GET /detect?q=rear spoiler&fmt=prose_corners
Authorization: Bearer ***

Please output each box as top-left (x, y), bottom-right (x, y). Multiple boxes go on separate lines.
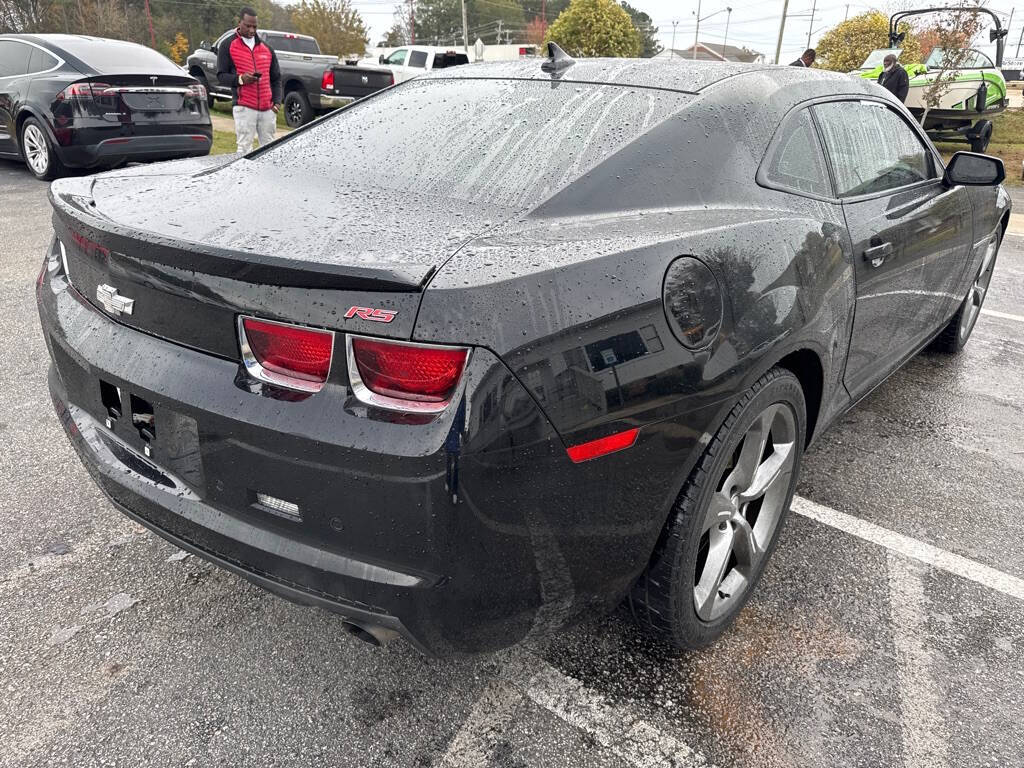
top-left (48, 181), bottom-right (433, 292)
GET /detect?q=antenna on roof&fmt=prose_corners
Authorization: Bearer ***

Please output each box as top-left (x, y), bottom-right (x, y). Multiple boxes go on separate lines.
top-left (541, 42), bottom-right (575, 72)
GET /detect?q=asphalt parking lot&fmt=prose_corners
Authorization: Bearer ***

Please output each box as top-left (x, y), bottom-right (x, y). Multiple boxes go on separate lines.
top-left (2, 159), bottom-right (1023, 768)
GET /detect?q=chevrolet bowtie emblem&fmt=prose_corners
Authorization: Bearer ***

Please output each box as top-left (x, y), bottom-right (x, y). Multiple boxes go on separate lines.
top-left (96, 284), bottom-right (135, 316)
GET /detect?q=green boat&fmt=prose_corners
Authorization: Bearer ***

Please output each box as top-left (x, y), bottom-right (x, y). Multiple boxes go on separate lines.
top-left (853, 7), bottom-right (1008, 152)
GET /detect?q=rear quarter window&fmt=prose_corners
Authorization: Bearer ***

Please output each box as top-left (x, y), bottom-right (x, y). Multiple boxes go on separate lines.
top-left (28, 46), bottom-right (59, 74)
top-left (408, 50), bottom-right (428, 68)
top-left (762, 108), bottom-right (832, 198)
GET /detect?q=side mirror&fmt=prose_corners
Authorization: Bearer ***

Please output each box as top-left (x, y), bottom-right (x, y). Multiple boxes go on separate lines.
top-left (944, 152), bottom-right (1005, 186)
top-left (208, 42), bottom-right (217, 53)
top-left (379, 54), bottom-right (385, 64)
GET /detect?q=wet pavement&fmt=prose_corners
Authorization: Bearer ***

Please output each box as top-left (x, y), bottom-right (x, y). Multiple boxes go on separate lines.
top-left (2, 161), bottom-right (1022, 767)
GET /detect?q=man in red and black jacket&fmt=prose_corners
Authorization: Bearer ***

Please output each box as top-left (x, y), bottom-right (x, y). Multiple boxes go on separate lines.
top-left (217, 6), bottom-right (282, 153)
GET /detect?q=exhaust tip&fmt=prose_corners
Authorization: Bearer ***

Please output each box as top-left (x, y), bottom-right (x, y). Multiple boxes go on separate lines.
top-left (343, 621), bottom-right (399, 647)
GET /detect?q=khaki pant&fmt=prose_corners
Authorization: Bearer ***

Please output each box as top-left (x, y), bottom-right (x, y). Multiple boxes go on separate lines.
top-left (232, 105), bottom-right (276, 154)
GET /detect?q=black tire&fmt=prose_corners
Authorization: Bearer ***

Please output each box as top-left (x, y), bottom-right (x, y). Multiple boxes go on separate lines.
top-left (970, 120), bottom-right (992, 153)
top-left (628, 367), bottom-right (806, 649)
top-left (20, 117), bottom-right (64, 181)
top-left (283, 90), bottom-right (312, 128)
top-left (930, 232), bottom-right (1000, 353)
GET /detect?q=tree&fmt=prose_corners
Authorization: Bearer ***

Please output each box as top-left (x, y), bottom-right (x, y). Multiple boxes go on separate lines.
top-left (525, 16), bottom-right (547, 48)
top-left (620, 1), bottom-right (659, 58)
top-left (167, 32), bottom-right (190, 64)
top-left (545, 0), bottom-right (641, 58)
top-left (291, 0), bottom-right (367, 57)
top-left (816, 10), bottom-right (921, 72)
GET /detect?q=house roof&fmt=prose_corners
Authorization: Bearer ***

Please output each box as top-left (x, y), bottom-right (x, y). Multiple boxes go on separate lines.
top-left (659, 42), bottom-right (763, 63)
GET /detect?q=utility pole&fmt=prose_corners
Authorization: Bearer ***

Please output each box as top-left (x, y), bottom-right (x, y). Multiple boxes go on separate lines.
top-left (496, 19), bottom-right (502, 45)
top-left (722, 7), bottom-right (732, 55)
top-left (143, 0), bottom-right (156, 48)
top-left (693, 0), bottom-right (702, 59)
top-left (806, 0), bottom-right (817, 50)
top-left (844, 4), bottom-right (849, 21)
top-left (461, 0), bottom-right (468, 52)
top-left (774, 0), bottom-right (790, 64)
top-left (670, 20), bottom-right (678, 58)
top-left (409, 0), bottom-right (415, 44)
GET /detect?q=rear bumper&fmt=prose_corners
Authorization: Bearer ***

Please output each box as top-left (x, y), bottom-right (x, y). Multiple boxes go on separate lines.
top-left (315, 93), bottom-right (352, 109)
top-left (37, 264), bottom-right (683, 655)
top-left (56, 131), bottom-right (213, 168)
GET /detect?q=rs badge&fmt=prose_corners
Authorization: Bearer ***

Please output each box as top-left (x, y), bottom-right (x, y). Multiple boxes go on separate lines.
top-left (345, 306), bottom-right (396, 323)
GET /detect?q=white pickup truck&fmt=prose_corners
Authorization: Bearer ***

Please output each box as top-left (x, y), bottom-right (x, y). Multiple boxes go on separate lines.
top-left (321, 46), bottom-right (470, 102)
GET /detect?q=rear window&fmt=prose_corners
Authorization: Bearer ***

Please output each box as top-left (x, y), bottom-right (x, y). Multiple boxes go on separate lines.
top-left (432, 52), bottom-right (469, 69)
top-left (259, 78), bottom-right (689, 210)
top-left (58, 38), bottom-right (181, 75)
top-left (265, 34), bottom-right (321, 55)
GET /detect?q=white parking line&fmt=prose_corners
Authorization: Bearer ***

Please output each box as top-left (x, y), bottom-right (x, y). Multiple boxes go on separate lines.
top-left (981, 307), bottom-right (1024, 324)
top-left (516, 657), bottom-right (711, 768)
top-left (791, 495), bottom-right (1024, 602)
top-left (887, 554), bottom-right (950, 768)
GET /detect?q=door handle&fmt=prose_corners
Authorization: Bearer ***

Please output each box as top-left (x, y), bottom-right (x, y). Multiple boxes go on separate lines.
top-left (863, 242), bottom-right (893, 268)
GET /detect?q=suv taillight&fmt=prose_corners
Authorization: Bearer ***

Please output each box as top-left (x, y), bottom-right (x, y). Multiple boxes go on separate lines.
top-left (347, 336), bottom-right (469, 413)
top-left (239, 316), bottom-right (334, 393)
top-left (321, 69), bottom-right (334, 90)
top-left (57, 82), bottom-right (112, 101)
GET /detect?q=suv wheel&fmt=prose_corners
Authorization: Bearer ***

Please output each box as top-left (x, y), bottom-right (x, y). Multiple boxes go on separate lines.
top-left (283, 90), bottom-right (312, 128)
top-left (629, 367), bottom-right (806, 649)
top-left (931, 233), bottom-right (999, 353)
top-left (21, 118), bottom-right (64, 181)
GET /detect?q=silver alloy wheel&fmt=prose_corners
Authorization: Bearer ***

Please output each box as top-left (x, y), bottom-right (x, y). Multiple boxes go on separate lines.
top-left (287, 99), bottom-right (302, 125)
top-left (694, 402), bottom-right (797, 622)
top-left (959, 238), bottom-right (998, 342)
top-left (22, 124), bottom-right (50, 176)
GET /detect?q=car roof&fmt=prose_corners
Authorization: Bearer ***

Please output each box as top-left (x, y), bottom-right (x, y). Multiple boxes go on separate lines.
top-left (259, 30), bottom-right (316, 40)
top-left (424, 57), bottom-right (853, 94)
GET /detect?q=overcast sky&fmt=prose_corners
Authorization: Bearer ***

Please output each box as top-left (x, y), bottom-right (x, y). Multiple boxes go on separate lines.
top-left (348, 0), bottom-right (1019, 64)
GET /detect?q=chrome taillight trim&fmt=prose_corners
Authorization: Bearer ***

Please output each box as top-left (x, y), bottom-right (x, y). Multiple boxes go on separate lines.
top-left (237, 315), bottom-right (335, 394)
top-left (345, 334), bottom-right (471, 414)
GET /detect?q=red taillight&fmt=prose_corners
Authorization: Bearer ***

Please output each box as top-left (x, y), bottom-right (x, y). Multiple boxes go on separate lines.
top-left (58, 82), bottom-right (111, 101)
top-left (348, 336), bottom-right (468, 411)
top-left (321, 70), bottom-right (334, 90)
top-left (187, 83), bottom-right (207, 101)
top-left (566, 428), bottom-right (640, 463)
top-left (389, 73), bottom-right (395, 85)
top-left (240, 317), bottom-right (334, 392)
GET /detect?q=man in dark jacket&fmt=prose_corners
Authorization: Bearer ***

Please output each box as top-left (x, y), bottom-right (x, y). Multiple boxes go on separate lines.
top-left (217, 6), bottom-right (282, 153)
top-left (878, 53), bottom-right (910, 103)
top-left (790, 49), bottom-right (815, 67)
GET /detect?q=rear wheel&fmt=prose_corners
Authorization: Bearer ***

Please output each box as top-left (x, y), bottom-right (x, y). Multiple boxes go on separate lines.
top-left (931, 234), bottom-right (999, 353)
top-left (969, 120), bottom-right (993, 153)
top-left (20, 118), bottom-right (63, 181)
top-left (629, 367), bottom-right (806, 649)
top-left (283, 90), bottom-right (312, 128)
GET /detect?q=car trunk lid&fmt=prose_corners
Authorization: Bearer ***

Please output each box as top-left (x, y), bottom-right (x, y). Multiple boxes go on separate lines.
top-left (62, 75), bottom-right (207, 127)
top-left (48, 160), bottom-right (514, 355)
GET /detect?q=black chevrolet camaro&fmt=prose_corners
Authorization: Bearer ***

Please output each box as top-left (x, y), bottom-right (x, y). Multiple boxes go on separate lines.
top-left (36, 50), bottom-right (1008, 655)
top-left (0, 34), bottom-right (212, 180)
